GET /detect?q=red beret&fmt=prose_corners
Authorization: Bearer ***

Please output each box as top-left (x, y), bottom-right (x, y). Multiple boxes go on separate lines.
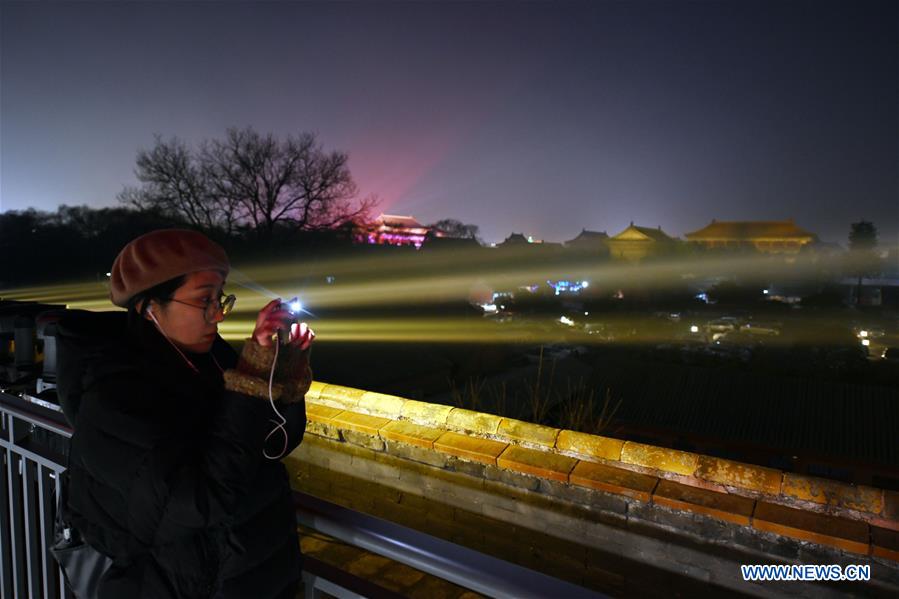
top-left (109, 229), bottom-right (230, 307)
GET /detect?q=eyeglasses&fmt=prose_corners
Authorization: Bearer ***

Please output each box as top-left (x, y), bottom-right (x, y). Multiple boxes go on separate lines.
top-left (169, 294), bottom-right (236, 323)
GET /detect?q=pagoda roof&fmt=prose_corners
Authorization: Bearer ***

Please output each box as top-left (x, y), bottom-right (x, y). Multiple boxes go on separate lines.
top-left (499, 232), bottom-right (529, 244)
top-left (565, 229), bottom-right (609, 244)
top-left (685, 220), bottom-right (816, 240)
top-left (609, 223), bottom-right (676, 243)
top-left (376, 213), bottom-right (425, 228)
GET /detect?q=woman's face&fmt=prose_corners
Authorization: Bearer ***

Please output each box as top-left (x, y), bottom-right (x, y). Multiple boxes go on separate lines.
top-left (146, 270), bottom-right (227, 353)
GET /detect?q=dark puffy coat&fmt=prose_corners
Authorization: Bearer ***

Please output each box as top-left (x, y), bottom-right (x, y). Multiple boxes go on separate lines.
top-left (56, 311), bottom-right (305, 599)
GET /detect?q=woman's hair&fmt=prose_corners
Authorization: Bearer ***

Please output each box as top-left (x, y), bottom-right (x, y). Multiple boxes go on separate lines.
top-left (126, 275), bottom-right (187, 321)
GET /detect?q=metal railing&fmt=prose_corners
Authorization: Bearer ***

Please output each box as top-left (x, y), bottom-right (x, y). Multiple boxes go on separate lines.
top-left (0, 392), bottom-right (72, 599)
top-left (296, 492), bottom-right (602, 599)
top-left (0, 392), bottom-right (600, 599)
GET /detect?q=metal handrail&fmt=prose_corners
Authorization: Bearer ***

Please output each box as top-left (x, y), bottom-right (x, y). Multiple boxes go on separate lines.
top-left (0, 392), bottom-right (602, 598)
top-left (296, 492), bottom-right (603, 599)
top-left (0, 392), bottom-right (71, 599)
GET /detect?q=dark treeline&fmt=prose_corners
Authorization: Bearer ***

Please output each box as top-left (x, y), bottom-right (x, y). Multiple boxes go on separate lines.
top-left (0, 204), bottom-right (360, 287)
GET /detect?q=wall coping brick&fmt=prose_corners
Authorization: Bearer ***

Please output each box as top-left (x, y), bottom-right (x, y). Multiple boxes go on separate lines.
top-left (401, 399), bottom-right (454, 428)
top-left (446, 408), bottom-right (503, 436)
top-left (620, 441), bottom-right (699, 477)
top-left (331, 411), bottom-right (392, 436)
top-left (781, 472), bottom-right (884, 514)
top-left (379, 420), bottom-right (444, 450)
top-left (496, 417), bottom-right (560, 449)
top-left (569, 461), bottom-right (658, 503)
top-left (434, 431), bottom-right (508, 465)
top-left (310, 382), bottom-right (898, 540)
top-left (556, 430), bottom-right (624, 462)
top-left (653, 480), bottom-right (754, 527)
top-left (753, 502), bottom-right (870, 556)
top-left (358, 391), bottom-right (406, 419)
top-left (695, 456), bottom-right (782, 496)
top-left (497, 445), bottom-right (577, 483)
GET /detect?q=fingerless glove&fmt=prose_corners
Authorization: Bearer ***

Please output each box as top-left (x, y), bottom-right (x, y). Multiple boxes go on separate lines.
top-left (223, 339), bottom-right (312, 404)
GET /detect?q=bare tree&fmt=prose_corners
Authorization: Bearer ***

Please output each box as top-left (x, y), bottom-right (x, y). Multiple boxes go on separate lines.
top-left (428, 218), bottom-right (482, 241)
top-left (118, 136), bottom-right (233, 234)
top-left (121, 128), bottom-right (376, 239)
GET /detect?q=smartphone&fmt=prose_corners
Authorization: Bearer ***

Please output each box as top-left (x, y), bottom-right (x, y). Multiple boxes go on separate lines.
top-left (277, 296), bottom-right (301, 345)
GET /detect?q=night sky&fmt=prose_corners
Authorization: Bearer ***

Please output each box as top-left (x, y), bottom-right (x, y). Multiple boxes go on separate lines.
top-left (2, 0), bottom-right (897, 245)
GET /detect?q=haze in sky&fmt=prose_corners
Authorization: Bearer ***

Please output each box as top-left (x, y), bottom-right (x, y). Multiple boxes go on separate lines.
top-left (1, 0), bottom-right (896, 245)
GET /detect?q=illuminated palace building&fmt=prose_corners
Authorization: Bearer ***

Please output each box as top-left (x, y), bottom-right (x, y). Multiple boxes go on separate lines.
top-left (684, 219), bottom-right (817, 253)
top-left (361, 213), bottom-right (431, 249)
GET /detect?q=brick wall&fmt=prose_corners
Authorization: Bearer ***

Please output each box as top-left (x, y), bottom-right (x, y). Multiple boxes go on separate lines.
top-left (285, 381), bottom-right (899, 596)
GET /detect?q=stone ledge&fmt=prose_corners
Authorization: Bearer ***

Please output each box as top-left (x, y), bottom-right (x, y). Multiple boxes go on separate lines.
top-left (309, 384), bottom-right (898, 530)
top-left (289, 435), bottom-right (899, 595)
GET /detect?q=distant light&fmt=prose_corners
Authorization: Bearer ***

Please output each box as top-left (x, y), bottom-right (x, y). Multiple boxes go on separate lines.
top-left (690, 325), bottom-right (699, 333)
top-left (584, 311), bottom-right (589, 316)
top-left (105, 272), bottom-right (111, 277)
top-left (481, 303), bottom-right (498, 313)
top-left (290, 300), bottom-right (302, 314)
top-left (325, 275), bottom-right (335, 284)
top-left (861, 339), bottom-right (870, 346)
top-left (581, 281), bottom-right (589, 288)
top-left (859, 330), bottom-right (868, 338)
top-left (527, 236), bottom-right (534, 243)
top-left (763, 289), bottom-right (769, 295)
top-left (559, 316), bottom-right (575, 326)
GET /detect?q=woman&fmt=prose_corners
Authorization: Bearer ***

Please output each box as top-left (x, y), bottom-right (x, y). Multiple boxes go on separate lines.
top-left (57, 229), bottom-right (313, 598)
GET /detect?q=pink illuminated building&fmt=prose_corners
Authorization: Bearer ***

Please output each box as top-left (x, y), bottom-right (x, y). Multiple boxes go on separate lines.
top-left (360, 214), bottom-right (432, 248)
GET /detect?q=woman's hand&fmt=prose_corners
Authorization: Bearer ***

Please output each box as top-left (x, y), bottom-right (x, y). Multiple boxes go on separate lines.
top-left (289, 322), bottom-right (315, 351)
top-left (252, 299), bottom-right (316, 349)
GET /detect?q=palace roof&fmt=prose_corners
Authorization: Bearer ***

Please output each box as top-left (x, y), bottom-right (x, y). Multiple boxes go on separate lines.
top-left (685, 220), bottom-right (816, 240)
